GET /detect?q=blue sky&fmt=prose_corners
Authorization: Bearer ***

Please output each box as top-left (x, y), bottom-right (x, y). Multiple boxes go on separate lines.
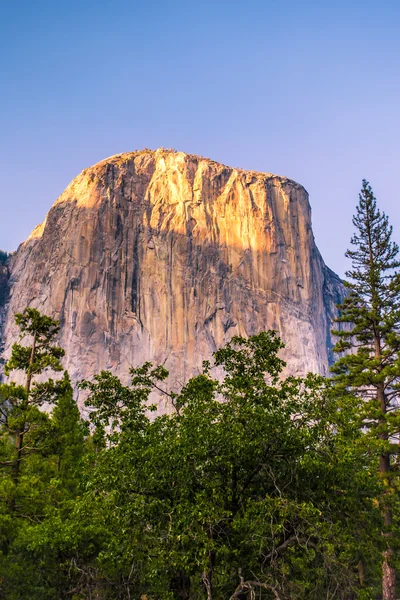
top-left (1, 0), bottom-right (399, 276)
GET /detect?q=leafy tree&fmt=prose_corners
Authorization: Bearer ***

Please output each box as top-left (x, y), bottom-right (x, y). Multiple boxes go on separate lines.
top-left (75, 331), bottom-right (380, 599)
top-left (0, 308), bottom-right (385, 599)
top-left (332, 180), bottom-right (400, 600)
top-left (0, 250), bottom-right (8, 265)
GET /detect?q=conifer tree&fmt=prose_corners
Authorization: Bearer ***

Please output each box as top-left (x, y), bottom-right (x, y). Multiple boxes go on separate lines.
top-left (0, 308), bottom-right (65, 509)
top-left (0, 313), bottom-right (89, 598)
top-left (332, 180), bottom-right (400, 600)
top-left (51, 372), bottom-right (86, 494)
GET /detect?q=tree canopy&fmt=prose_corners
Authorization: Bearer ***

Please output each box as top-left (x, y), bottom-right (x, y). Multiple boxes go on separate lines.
top-left (0, 325), bottom-right (383, 599)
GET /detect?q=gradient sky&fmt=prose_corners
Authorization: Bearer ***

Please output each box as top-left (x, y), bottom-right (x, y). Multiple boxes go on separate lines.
top-left (1, 0), bottom-right (399, 277)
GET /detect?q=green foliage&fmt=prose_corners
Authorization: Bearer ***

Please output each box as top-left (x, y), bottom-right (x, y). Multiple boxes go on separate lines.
top-left (331, 180), bottom-right (400, 598)
top-left (0, 310), bottom-right (87, 599)
top-left (51, 373), bottom-right (87, 494)
top-left (0, 250), bottom-right (8, 265)
top-left (0, 311), bottom-right (388, 598)
top-left (4, 308), bottom-right (65, 383)
top-left (0, 309), bottom-right (66, 508)
top-left (331, 180), bottom-right (400, 469)
top-left (65, 331), bottom-right (381, 599)
top-left (332, 180), bottom-right (400, 398)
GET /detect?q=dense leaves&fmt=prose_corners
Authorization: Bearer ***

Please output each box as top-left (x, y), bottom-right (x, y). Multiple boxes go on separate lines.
top-left (0, 312), bottom-right (392, 599)
top-left (61, 331), bottom-right (380, 599)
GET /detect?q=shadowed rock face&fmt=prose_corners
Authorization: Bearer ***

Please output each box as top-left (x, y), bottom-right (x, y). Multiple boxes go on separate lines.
top-left (0, 261), bottom-right (9, 367)
top-left (1, 149), bottom-right (343, 406)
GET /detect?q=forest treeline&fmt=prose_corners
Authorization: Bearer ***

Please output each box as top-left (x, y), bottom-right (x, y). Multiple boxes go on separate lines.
top-left (0, 181), bottom-right (399, 600)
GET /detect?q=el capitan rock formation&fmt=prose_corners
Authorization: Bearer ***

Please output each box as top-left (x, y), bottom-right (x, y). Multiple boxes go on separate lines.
top-left (0, 149), bottom-right (343, 405)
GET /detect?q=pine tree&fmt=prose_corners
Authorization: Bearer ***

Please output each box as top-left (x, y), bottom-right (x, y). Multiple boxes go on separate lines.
top-left (0, 308), bottom-right (65, 510)
top-left (51, 372), bottom-right (86, 495)
top-left (0, 313), bottom-right (89, 598)
top-left (332, 180), bottom-right (400, 600)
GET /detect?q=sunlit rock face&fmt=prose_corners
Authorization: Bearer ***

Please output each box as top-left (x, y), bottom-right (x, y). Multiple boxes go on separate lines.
top-left (1, 149), bottom-right (343, 406)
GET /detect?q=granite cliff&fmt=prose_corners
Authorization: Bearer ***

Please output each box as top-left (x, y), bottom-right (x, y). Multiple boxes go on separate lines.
top-left (0, 259), bottom-right (9, 366)
top-left (0, 149), bottom-right (343, 406)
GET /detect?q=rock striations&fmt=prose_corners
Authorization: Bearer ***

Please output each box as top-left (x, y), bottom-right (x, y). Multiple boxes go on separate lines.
top-left (0, 260), bottom-right (9, 366)
top-left (1, 149), bottom-right (343, 406)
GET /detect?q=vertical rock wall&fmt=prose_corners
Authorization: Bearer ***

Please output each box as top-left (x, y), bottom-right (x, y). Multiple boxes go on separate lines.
top-left (1, 149), bottom-right (344, 405)
top-left (0, 259), bottom-right (10, 373)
